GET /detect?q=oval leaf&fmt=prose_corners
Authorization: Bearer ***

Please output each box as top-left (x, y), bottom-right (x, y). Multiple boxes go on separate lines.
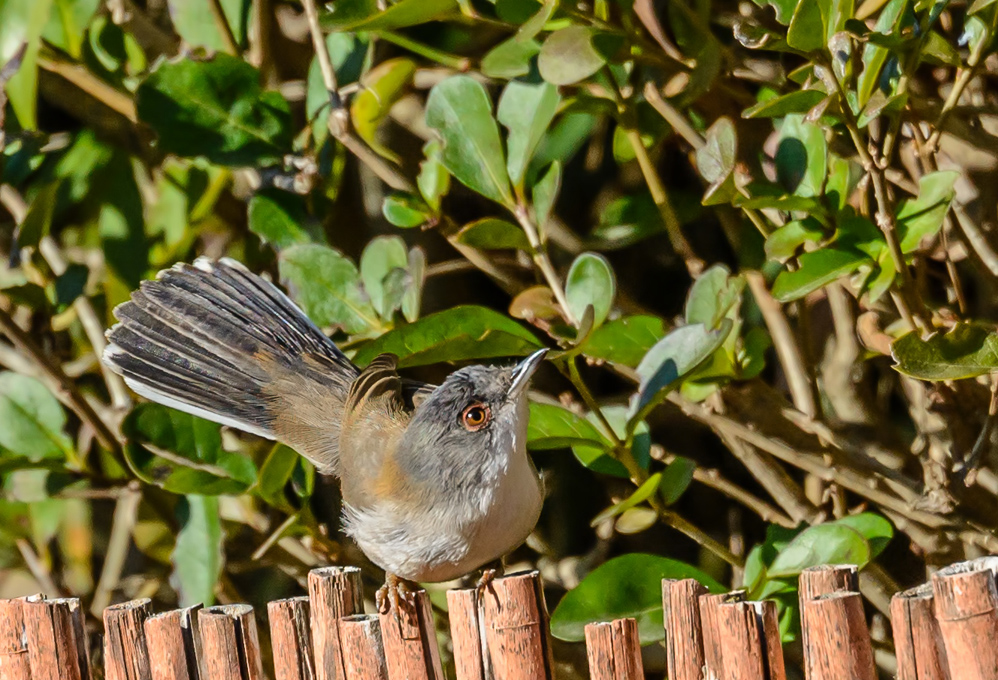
top-left (539, 25), bottom-right (606, 85)
top-left (456, 218), bottom-right (529, 250)
top-left (892, 323), bottom-right (998, 380)
top-left (566, 253), bottom-right (616, 329)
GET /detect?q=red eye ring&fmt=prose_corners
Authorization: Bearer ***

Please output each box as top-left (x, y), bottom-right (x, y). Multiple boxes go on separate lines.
top-left (461, 403), bottom-right (491, 431)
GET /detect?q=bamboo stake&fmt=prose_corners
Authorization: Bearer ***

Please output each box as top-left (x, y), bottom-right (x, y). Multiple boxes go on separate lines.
top-left (104, 599), bottom-right (152, 680)
top-left (198, 604), bottom-right (264, 680)
top-left (144, 605), bottom-right (202, 680)
top-left (699, 590), bottom-right (745, 679)
top-left (22, 596), bottom-right (92, 680)
top-left (309, 566), bottom-right (364, 680)
top-left (378, 588), bottom-right (443, 680)
top-left (339, 614), bottom-right (388, 680)
top-left (481, 572), bottom-right (554, 680)
top-left (662, 579), bottom-right (706, 680)
top-left (800, 592), bottom-right (876, 680)
top-left (0, 598), bottom-right (32, 680)
top-left (890, 587), bottom-right (947, 680)
top-left (268, 596), bottom-right (316, 680)
top-left (932, 567), bottom-right (998, 680)
top-left (584, 618), bottom-right (643, 680)
top-left (716, 600), bottom-right (786, 680)
top-left (446, 588), bottom-right (487, 680)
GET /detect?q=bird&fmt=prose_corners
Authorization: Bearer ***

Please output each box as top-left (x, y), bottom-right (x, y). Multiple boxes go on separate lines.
top-left (102, 257), bottom-right (547, 611)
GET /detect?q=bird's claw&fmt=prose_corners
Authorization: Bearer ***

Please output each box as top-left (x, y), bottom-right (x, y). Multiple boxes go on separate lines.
top-left (475, 567), bottom-right (499, 601)
top-left (377, 573), bottom-right (417, 616)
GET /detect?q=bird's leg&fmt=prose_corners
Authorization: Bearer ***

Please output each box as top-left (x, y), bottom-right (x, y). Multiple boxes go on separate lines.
top-left (475, 558), bottom-right (505, 600)
top-left (377, 572), bottom-right (418, 615)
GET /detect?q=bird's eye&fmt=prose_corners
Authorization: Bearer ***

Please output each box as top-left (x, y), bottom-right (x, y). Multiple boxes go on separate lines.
top-left (461, 403), bottom-right (491, 431)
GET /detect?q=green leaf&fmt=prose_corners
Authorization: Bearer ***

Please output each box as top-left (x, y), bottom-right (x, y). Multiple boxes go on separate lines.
top-left (858, 0), bottom-right (908, 107)
top-left (257, 444), bottom-right (302, 512)
top-left (550, 554), bottom-right (726, 644)
top-left (835, 513), bottom-right (893, 558)
top-left (634, 322), bottom-right (733, 414)
top-left (322, 0), bottom-right (459, 31)
top-left (786, 0), bottom-right (826, 52)
top-left (771, 248), bottom-right (871, 301)
top-left (279, 244), bottom-right (380, 335)
top-left (136, 54), bottom-right (292, 166)
top-left (565, 253), bottom-right (616, 329)
top-left (532, 161), bottom-right (561, 233)
top-left (307, 33), bottom-right (368, 146)
top-left (383, 192), bottom-right (431, 228)
top-left (538, 26), bottom-right (606, 85)
top-left (481, 37), bottom-right (541, 79)
top-left (360, 236), bottom-right (409, 320)
top-left (897, 171), bottom-right (959, 253)
top-left (456, 218), bottom-right (530, 250)
top-left (776, 116), bottom-right (827, 198)
top-left (527, 401), bottom-right (610, 450)
top-left (43, 0), bottom-right (99, 57)
top-left (498, 81), bottom-right (561, 187)
top-left (660, 456), bottom-right (696, 505)
top-left (172, 495), bottom-right (223, 607)
top-left (14, 182), bottom-right (60, 251)
top-left (892, 323), bottom-right (998, 380)
top-left (248, 190), bottom-right (325, 249)
top-left (591, 473), bottom-right (663, 525)
top-left (743, 90), bottom-right (827, 118)
top-left (697, 118), bottom-right (737, 205)
top-left (352, 305), bottom-right (543, 368)
top-left (425, 75), bottom-right (513, 207)
top-left (685, 265), bottom-right (745, 329)
top-left (0, 0), bottom-right (53, 129)
top-left (166, 0), bottom-right (248, 52)
top-left (350, 58), bottom-right (417, 162)
top-left (122, 404), bottom-right (258, 495)
top-left (0, 372), bottom-right (73, 461)
top-left (767, 524), bottom-right (870, 578)
top-left (402, 248), bottom-right (425, 323)
top-left (582, 316), bottom-right (668, 367)
top-left (417, 139), bottom-right (450, 213)
top-left (765, 218), bottom-right (825, 263)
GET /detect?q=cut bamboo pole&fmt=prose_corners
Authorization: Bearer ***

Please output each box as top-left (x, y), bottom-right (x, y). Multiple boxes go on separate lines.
top-left (308, 566), bottom-right (364, 680)
top-left (22, 596), bottom-right (91, 680)
top-left (144, 605), bottom-right (202, 680)
top-left (932, 566), bottom-right (998, 680)
top-left (481, 571), bottom-right (554, 680)
top-left (890, 586), bottom-right (947, 680)
top-left (699, 590), bottom-right (744, 679)
top-left (798, 563), bottom-right (859, 673)
top-left (662, 579), bottom-right (706, 680)
top-left (104, 598), bottom-right (152, 680)
top-left (584, 618), bottom-right (643, 680)
top-left (800, 591), bottom-right (876, 680)
top-left (446, 588), bottom-right (487, 680)
top-left (0, 598), bottom-right (32, 680)
top-left (378, 588), bottom-right (443, 680)
top-left (339, 614), bottom-right (388, 680)
top-left (715, 600), bottom-right (786, 680)
top-left (268, 596), bottom-right (315, 680)
top-left (198, 604), bottom-right (264, 680)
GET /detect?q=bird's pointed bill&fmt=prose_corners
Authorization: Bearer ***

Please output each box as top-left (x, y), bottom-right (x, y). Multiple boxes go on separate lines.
top-left (508, 348), bottom-right (548, 398)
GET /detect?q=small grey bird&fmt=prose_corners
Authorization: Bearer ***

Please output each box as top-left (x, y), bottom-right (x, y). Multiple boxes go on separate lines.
top-left (103, 257), bottom-right (546, 607)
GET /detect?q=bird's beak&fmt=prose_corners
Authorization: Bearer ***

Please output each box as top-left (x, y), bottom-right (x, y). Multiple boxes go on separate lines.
top-left (508, 348), bottom-right (548, 399)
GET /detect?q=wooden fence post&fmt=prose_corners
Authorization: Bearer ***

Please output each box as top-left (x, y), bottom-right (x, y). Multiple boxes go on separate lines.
top-left (268, 596), bottom-right (315, 680)
top-left (584, 618), bottom-right (643, 680)
top-left (800, 591), bottom-right (876, 680)
top-left (715, 600), bottom-right (786, 680)
top-left (932, 565), bottom-right (998, 680)
top-left (481, 571), bottom-right (555, 680)
top-left (662, 579), bottom-right (706, 680)
top-left (446, 588), bottom-right (488, 680)
top-left (339, 614), bottom-right (388, 680)
top-left (308, 566), bottom-right (364, 680)
top-left (890, 586), bottom-right (947, 680)
top-left (0, 598), bottom-right (32, 680)
top-left (699, 590), bottom-right (744, 679)
top-left (198, 604), bottom-right (264, 680)
top-left (144, 605), bottom-right (202, 680)
top-left (22, 596), bottom-right (92, 680)
top-left (104, 598), bottom-right (152, 680)
top-left (379, 588), bottom-right (443, 680)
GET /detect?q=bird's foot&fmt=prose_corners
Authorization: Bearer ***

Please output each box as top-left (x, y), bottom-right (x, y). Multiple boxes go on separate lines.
top-left (475, 560), bottom-right (504, 601)
top-left (377, 573), bottom-right (418, 616)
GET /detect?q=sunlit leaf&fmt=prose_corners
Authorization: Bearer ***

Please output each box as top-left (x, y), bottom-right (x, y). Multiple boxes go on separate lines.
top-left (892, 323), bottom-right (998, 380)
top-left (527, 401), bottom-right (610, 450)
top-left (248, 190), bottom-right (325, 249)
top-left (172, 495), bottom-right (223, 607)
top-left (772, 248), bottom-right (870, 301)
top-left (565, 253), bottom-right (616, 329)
top-left (0, 372), bottom-right (73, 461)
top-left (322, 0), bottom-right (459, 31)
top-left (498, 80), bottom-right (561, 187)
top-left (582, 316), bottom-right (668, 367)
top-left (539, 26), bottom-right (607, 85)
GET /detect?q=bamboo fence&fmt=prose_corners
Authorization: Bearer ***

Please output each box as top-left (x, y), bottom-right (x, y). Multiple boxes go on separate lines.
top-left (1, 559), bottom-right (996, 679)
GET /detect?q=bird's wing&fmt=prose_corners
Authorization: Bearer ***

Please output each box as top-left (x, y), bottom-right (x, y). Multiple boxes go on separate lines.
top-left (338, 353), bottom-right (419, 509)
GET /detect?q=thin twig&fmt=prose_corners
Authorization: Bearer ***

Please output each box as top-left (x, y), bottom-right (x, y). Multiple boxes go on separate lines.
top-left (0, 305), bottom-right (122, 459)
top-left (513, 205), bottom-right (576, 325)
top-left (745, 271), bottom-right (817, 418)
top-left (37, 52), bottom-right (137, 122)
top-left (660, 509), bottom-right (743, 568)
top-left (16, 539), bottom-right (64, 597)
top-left (207, 0), bottom-right (241, 56)
top-left (90, 482), bottom-right (142, 615)
top-left (642, 82), bottom-right (705, 150)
